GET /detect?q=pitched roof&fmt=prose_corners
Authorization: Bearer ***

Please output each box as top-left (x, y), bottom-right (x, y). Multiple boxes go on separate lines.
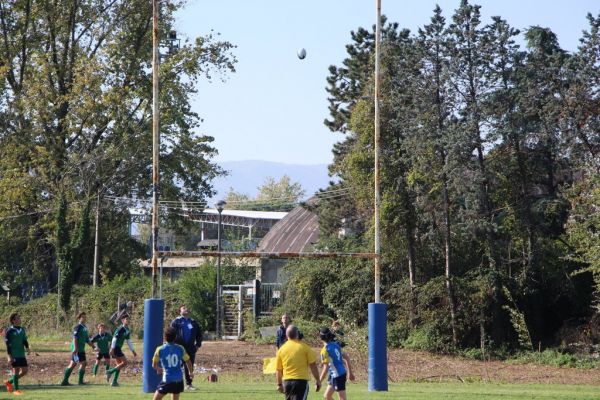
top-left (256, 203), bottom-right (319, 253)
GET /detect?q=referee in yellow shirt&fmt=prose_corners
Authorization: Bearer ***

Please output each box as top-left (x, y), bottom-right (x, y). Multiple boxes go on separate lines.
top-left (275, 325), bottom-right (321, 400)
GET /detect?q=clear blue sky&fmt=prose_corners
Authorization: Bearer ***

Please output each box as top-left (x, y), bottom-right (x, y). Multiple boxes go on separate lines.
top-left (175, 0), bottom-right (599, 165)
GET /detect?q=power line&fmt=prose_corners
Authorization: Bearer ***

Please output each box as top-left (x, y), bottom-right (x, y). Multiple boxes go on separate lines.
top-left (0, 186), bottom-right (356, 224)
top-left (222, 187), bottom-right (354, 205)
top-left (102, 185), bottom-right (354, 209)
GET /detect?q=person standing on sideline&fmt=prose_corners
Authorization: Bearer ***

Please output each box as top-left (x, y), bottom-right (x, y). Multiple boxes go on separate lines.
top-left (152, 327), bottom-right (193, 400)
top-left (275, 325), bottom-right (320, 400)
top-left (106, 313), bottom-right (137, 387)
top-left (275, 314), bottom-right (292, 349)
top-left (318, 328), bottom-right (355, 400)
top-left (61, 312), bottom-right (93, 386)
top-left (170, 305), bottom-right (202, 391)
top-left (4, 313), bottom-right (30, 395)
top-left (90, 323), bottom-right (112, 377)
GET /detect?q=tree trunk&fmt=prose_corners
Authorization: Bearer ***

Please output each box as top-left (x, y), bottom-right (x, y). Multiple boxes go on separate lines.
top-left (480, 307), bottom-right (486, 356)
top-left (442, 173), bottom-right (458, 347)
top-left (406, 225), bottom-right (417, 328)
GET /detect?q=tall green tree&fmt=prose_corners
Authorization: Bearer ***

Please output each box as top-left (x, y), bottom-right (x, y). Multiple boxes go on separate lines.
top-left (481, 15), bottom-right (528, 349)
top-left (224, 175), bottom-right (305, 211)
top-left (564, 13), bottom-right (600, 305)
top-left (308, 4), bottom-right (599, 352)
top-left (0, 0), bottom-right (236, 295)
top-left (324, 17), bottom-right (426, 329)
top-left (446, 0), bottom-right (504, 347)
top-left (408, 5), bottom-right (459, 344)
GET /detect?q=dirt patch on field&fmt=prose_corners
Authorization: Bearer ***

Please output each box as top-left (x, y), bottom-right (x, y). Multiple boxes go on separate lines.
top-left (10, 341), bottom-right (600, 386)
top-left (384, 349), bottom-right (600, 385)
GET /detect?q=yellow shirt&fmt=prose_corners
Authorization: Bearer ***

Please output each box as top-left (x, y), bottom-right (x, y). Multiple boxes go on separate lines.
top-left (275, 339), bottom-right (317, 380)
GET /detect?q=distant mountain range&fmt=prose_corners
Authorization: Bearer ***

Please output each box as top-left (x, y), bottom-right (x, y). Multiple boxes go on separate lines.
top-left (210, 160), bottom-right (332, 200)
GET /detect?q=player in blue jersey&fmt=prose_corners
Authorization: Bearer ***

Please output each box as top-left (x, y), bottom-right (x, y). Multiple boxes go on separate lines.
top-left (318, 328), bottom-right (355, 400)
top-left (152, 327), bottom-right (193, 400)
top-left (170, 304), bottom-right (202, 390)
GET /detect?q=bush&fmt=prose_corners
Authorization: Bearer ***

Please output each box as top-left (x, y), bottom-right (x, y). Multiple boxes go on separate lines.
top-left (0, 276), bottom-right (152, 337)
top-left (344, 324), bottom-right (368, 355)
top-left (0, 294), bottom-right (62, 335)
top-left (388, 322), bottom-right (409, 348)
top-left (282, 257), bottom-right (373, 325)
top-left (0, 270), bottom-right (219, 339)
top-left (171, 266), bottom-right (216, 331)
top-left (509, 349), bottom-right (600, 369)
top-left (403, 324), bottom-right (452, 353)
top-left (459, 345), bottom-right (511, 361)
top-left (460, 347), bottom-right (486, 360)
top-left (282, 260), bottom-right (336, 321)
top-left (75, 275), bottom-right (150, 333)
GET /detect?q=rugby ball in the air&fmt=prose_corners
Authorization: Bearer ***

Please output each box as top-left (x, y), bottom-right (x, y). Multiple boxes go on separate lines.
top-left (297, 48), bottom-right (306, 60)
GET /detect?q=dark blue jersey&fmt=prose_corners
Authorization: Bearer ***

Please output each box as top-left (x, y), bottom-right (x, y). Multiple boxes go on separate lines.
top-left (275, 325), bottom-right (287, 348)
top-left (170, 317), bottom-right (202, 350)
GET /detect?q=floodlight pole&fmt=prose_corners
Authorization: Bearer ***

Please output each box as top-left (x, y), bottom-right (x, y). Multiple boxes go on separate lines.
top-left (216, 200), bottom-right (226, 338)
top-left (369, 0), bottom-right (388, 392)
top-left (151, 0), bottom-right (160, 299)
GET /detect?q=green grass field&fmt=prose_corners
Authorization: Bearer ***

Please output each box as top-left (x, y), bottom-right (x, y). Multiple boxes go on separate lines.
top-left (1, 381), bottom-right (598, 400)
top-left (9, 340), bottom-right (600, 399)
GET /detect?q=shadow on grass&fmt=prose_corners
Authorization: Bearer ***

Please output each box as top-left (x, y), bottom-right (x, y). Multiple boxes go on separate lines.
top-left (21, 384), bottom-right (71, 391)
top-left (205, 390), bottom-right (276, 394)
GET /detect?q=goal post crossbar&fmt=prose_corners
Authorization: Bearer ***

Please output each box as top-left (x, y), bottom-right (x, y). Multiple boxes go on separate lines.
top-left (157, 250), bottom-right (378, 259)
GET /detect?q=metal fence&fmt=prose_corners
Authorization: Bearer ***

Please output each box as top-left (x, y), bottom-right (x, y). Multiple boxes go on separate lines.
top-left (260, 282), bottom-right (283, 316)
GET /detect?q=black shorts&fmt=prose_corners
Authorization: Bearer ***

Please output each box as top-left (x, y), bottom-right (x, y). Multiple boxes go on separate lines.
top-left (328, 373), bottom-right (347, 391)
top-left (282, 379), bottom-right (309, 400)
top-left (96, 352), bottom-right (110, 360)
top-left (156, 380), bottom-right (184, 394)
top-left (72, 352), bottom-right (86, 362)
top-left (11, 357), bottom-right (27, 368)
top-left (112, 347), bottom-right (125, 358)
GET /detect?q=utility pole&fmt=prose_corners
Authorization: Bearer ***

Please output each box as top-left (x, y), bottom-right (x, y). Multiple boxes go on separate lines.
top-left (216, 200), bottom-right (226, 338)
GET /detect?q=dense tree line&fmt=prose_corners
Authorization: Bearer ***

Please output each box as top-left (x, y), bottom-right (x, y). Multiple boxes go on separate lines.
top-left (285, 1), bottom-right (600, 352)
top-left (0, 0), bottom-right (236, 308)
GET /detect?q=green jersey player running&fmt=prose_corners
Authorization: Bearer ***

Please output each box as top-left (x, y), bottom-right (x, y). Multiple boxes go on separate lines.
top-left (61, 312), bottom-right (93, 385)
top-left (91, 323), bottom-right (112, 376)
top-left (106, 313), bottom-right (137, 386)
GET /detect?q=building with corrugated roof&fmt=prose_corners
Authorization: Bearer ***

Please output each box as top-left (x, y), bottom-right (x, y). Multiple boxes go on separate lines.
top-left (139, 203), bottom-right (319, 284)
top-left (255, 202), bottom-right (319, 283)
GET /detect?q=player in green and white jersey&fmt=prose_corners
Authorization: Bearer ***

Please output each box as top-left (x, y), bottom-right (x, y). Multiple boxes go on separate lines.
top-left (61, 312), bottom-right (93, 385)
top-left (4, 312), bottom-right (31, 395)
top-left (91, 323), bottom-right (112, 376)
top-left (106, 313), bottom-right (137, 387)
